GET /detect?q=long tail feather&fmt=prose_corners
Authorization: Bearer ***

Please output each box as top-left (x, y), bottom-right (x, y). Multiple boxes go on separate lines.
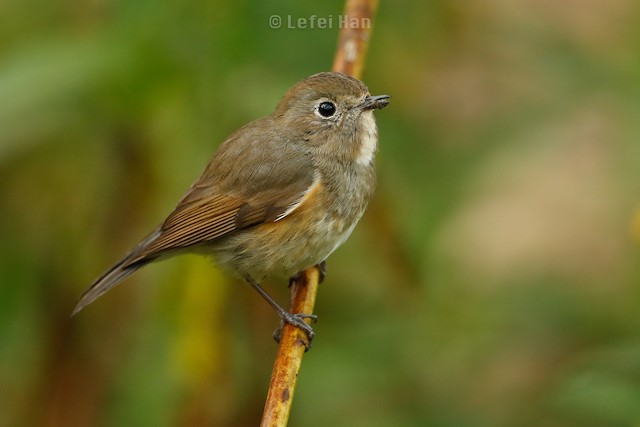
top-left (71, 228), bottom-right (162, 316)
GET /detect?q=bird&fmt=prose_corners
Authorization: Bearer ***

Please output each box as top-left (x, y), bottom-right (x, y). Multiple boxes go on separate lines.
top-left (73, 71), bottom-right (390, 341)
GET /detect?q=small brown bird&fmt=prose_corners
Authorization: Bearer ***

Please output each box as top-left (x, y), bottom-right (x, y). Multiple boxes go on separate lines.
top-left (73, 72), bottom-right (389, 340)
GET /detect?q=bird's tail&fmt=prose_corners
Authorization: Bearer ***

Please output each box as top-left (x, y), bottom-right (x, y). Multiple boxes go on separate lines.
top-left (71, 228), bottom-right (162, 316)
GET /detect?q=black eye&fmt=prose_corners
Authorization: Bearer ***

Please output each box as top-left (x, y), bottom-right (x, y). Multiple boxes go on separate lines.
top-left (318, 101), bottom-right (336, 118)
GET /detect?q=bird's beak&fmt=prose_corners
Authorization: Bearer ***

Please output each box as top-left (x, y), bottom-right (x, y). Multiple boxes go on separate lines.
top-left (359, 94), bottom-right (391, 110)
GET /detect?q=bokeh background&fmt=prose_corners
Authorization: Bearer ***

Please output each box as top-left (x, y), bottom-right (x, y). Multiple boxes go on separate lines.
top-left (2, 0), bottom-right (640, 426)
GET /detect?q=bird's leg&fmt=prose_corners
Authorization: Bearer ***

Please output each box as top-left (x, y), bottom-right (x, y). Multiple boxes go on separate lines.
top-left (317, 260), bottom-right (327, 283)
top-left (243, 275), bottom-right (316, 344)
top-left (288, 261), bottom-right (327, 287)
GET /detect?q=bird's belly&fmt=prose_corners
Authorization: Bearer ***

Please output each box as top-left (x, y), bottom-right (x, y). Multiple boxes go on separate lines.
top-left (215, 209), bottom-right (360, 278)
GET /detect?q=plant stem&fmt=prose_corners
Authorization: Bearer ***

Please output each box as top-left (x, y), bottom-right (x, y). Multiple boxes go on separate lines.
top-left (260, 1), bottom-right (379, 425)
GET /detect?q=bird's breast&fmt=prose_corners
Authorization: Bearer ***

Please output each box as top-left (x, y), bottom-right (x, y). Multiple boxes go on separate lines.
top-left (214, 167), bottom-right (375, 278)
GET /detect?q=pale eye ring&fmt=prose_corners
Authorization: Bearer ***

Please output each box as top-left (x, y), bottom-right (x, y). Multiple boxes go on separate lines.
top-left (317, 101), bottom-right (337, 118)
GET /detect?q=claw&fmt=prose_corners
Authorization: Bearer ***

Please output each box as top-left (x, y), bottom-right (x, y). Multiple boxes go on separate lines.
top-left (273, 312), bottom-right (317, 349)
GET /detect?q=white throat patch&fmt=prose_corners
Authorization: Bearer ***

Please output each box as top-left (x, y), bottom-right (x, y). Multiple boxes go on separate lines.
top-left (356, 111), bottom-right (378, 165)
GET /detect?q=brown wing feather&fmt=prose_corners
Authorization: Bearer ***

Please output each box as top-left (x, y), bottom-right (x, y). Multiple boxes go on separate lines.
top-left (123, 118), bottom-right (316, 266)
top-left (129, 195), bottom-right (243, 261)
top-left (125, 181), bottom-right (313, 266)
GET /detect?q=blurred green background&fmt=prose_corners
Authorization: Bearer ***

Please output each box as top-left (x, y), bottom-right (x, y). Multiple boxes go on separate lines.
top-left (2, 0), bottom-right (640, 426)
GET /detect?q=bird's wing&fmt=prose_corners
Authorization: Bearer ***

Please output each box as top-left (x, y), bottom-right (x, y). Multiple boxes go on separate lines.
top-left (124, 123), bottom-right (316, 265)
top-left (128, 180), bottom-right (313, 263)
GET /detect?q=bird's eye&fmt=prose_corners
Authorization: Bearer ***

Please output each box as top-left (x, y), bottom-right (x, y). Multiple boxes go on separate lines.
top-left (318, 101), bottom-right (337, 118)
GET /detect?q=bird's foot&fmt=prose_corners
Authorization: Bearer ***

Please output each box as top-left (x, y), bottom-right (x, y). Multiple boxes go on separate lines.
top-left (273, 312), bottom-right (318, 349)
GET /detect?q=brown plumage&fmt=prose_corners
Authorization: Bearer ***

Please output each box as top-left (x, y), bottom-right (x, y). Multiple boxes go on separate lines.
top-left (73, 72), bottom-right (389, 337)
